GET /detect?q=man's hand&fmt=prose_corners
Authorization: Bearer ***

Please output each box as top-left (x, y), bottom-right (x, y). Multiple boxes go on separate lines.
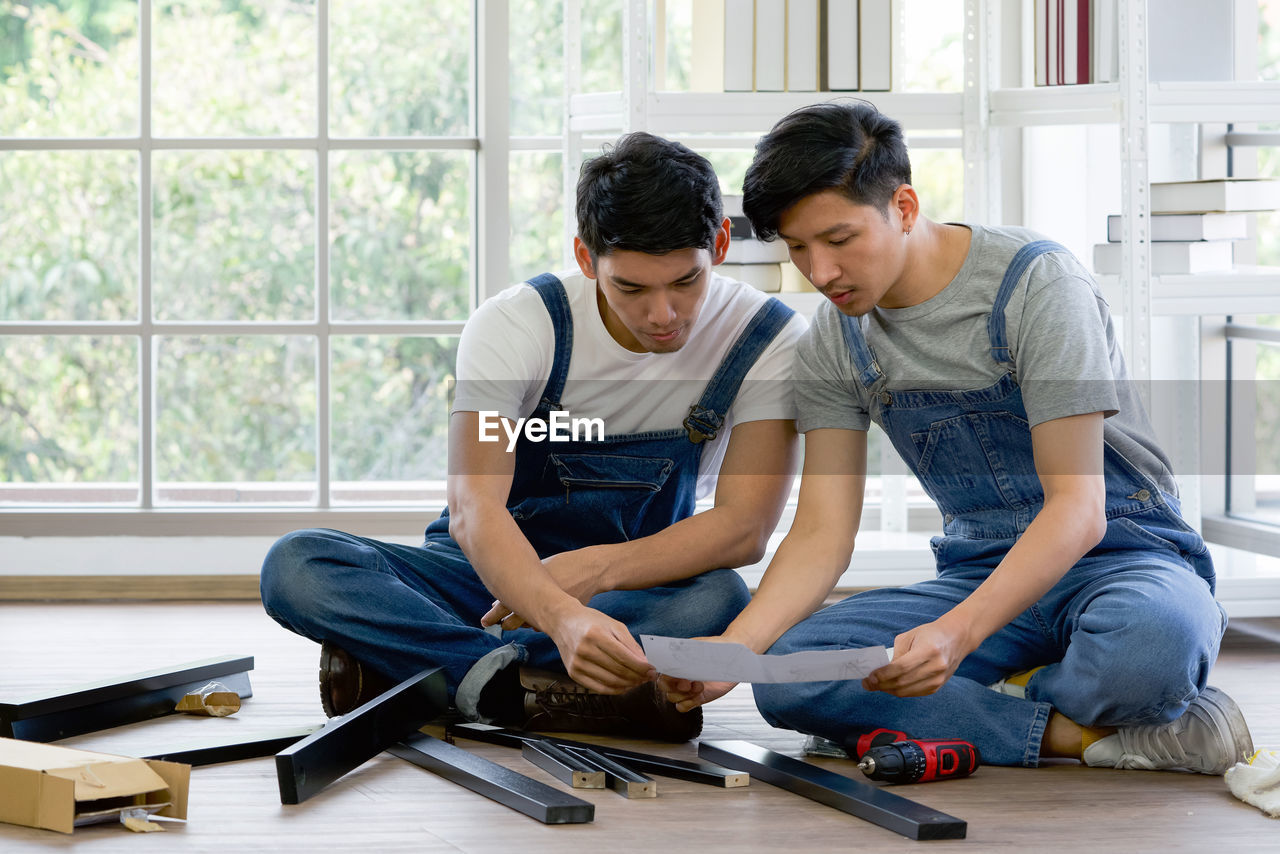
top-left (481, 547), bottom-right (609, 631)
top-left (658, 675), bottom-right (738, 713)
top-left (547, 605), bottom-right (656, 694)
top-left (654, 635), bottom-right (742, 712)
top-left (862, 617), bottom-right (974, 698)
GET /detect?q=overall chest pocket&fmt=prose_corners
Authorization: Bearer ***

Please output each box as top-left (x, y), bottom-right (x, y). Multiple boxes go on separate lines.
top-left (548, 453), bottom-right (674, 493)
top-left (909, 411), bottom-right (1041, 515)
top-left (509, 453), bottom-right (680, 546)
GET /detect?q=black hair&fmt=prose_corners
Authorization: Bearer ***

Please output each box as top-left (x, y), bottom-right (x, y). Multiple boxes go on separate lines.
top-left (742, 101), bottom-right (912, 241)
top-left (576, 132), bottom-right (723, 258)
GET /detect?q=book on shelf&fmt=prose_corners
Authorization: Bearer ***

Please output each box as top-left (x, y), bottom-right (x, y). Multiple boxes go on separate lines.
top-left (779, 262), bottom-right (813, 294)
top-left (787, 0), bottom-right (820, 92)
top-left (720, 263), bottom-right (783, 293)
top-left (1092, 240), bottom-right (1235, 275)
top-left (690, 0), bottom-right (726, 92)
top-left (754, 0), bottom-right (787, 92)
top-left (720, 0), bottom-right (892, 93)
top-left (1091, 0), bottom-right (1117, 83)
top-left (1150, 179), bottom-right (1280, 215)
top-left (725, 238), bottom-right (790, 265)
top-left (1037, 0), bottom-right (1095, 86)
top-left (823, 0), bottom-right (859, 91)
top-left (723, 0), bottom-right (754, 91)
top-left (859, 0), bottom-right (892, 92)
top-left (1106, 212), bottom-right (1250, 243)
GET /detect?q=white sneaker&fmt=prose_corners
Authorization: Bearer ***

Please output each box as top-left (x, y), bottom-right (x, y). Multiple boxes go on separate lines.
top-left (1083, 686), bottom-right (1254, 775)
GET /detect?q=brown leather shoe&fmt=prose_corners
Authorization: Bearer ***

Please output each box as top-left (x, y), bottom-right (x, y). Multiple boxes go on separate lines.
top-left (318, 641), bottom-right (394, 717)
top-left (516, 667), bottom-right (702, 742)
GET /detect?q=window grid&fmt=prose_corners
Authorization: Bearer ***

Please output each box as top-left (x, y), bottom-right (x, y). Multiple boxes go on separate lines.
top-left (0, 0), bottom-right (498, 527)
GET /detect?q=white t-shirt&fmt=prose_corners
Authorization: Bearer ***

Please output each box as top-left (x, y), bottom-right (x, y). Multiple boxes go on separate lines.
top-left (452, 269), bottom-right (807, 496)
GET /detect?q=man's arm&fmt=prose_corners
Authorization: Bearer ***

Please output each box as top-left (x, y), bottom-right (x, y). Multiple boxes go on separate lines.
top-left (447, 411), bottom-right (653, 693)
top-left (662, 427), bottom-right (867, 710)
top-left (483, 417), bottom-right (800, 628)
top-left (866, 411), bottom-right (1108, 697)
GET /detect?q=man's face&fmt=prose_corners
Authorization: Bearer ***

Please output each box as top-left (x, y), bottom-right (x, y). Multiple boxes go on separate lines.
top-left (777, 188), bottom-right (913, 316)
top-left (574, 221), bottom-right (730, 353)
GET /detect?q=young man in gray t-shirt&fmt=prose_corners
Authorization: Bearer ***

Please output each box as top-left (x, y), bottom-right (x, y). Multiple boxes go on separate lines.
top-left (659, 102), bottom-right (1253, 775)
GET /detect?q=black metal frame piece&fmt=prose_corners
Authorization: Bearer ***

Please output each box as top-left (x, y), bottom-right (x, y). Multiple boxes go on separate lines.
top-left (0, 654), bottom-right (254, 741)
top-left (521, 740), bottom-right (605, 788)
top-left (145, 725), bottom-right (322, 766)
top-left (565, 745), bottom-right (657, 798)
top-left (391, 733), bottom-right (594, 825)
top-left (275, 666), bottom-right (447, 804)
top-left (698, 740), bottom-right (966, 841)
top-left (445, 722), bottom-right (749, 787)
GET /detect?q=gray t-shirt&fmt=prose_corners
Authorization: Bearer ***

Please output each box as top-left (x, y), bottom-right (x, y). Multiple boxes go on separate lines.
top-left (796, 224), bottom-right (1177, 495)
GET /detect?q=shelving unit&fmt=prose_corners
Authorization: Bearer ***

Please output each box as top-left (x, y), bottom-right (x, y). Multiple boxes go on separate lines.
top-left (562, 0), bottom-right (1280, 613)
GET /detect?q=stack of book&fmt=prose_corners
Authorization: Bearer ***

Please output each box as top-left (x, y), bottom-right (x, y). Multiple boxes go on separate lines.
top-left (1092, 178), bottom-right (1280, 276)
top-left (713, 0), bottom-right (891, 93)
top-left (720, 195), bottom-right (786, 292)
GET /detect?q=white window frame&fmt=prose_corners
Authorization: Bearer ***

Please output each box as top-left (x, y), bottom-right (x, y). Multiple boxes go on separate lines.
top-left (0, 0), bottom-right (513, 537)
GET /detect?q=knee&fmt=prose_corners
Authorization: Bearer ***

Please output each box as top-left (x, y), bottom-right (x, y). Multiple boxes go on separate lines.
top-left (259, 528), bottom-right (338, 613)
top-left (752, 681), bottom-right (797, 728)
top-left (686, 568), bottom-right (751, 632)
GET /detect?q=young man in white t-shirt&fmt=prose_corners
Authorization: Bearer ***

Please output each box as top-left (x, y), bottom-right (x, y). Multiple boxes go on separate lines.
top-left (260, 132), bottom-right (806, 740)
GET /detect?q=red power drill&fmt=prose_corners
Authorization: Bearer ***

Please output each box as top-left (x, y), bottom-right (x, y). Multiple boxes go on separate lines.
top-left (846, 728), bottom-right (980, 784)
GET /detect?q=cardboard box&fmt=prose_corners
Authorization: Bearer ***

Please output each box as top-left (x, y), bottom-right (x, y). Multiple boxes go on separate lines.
top-left (0, 738), bottom-right (189, 834)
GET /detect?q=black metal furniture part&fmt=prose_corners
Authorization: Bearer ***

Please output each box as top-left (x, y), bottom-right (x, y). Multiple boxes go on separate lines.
top-left (565, 745), bottom-right (657, 798)
top-left (145, 725), bottom-right (321, 766)
top-left (275, 666), bottom-right (447, 805)
top-left (698, 740), bottom-right (967, 841)
top-left (0, 654), bottom-right (255, 742)
top-left (445, 722), bottom-right (749, 788)
top-left (521, 740), bottom-right (605, 788)
top-left (390, 732), bottom-right (594, 825)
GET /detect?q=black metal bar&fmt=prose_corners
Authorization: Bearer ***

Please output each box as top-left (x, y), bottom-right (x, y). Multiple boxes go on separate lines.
top-left (0, 655), bottom-right (255, 742)
top-left (698, 740), bottom-right (966, 841)
top-left (145, 725), bottom-right (321, 766)
top-left (445, 722), bottom-right (749, 787)
top-left (565, 745), bottom-right (656, 798)
top-left (521, 740), bottom-right (605, 788)
top-left (275, 667), bottom-right (447, 804)
top-left (390, 732), bottom-right (594, 825)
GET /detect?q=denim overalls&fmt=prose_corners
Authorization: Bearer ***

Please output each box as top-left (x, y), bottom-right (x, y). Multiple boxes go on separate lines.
top-left (754, 241), bottom-right (1226, 767)
top-left (262, 272), bottom-right (795, 712)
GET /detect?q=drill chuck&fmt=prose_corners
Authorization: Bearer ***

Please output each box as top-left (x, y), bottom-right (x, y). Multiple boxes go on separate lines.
top-left (856, 739), bottom-right (979, 784)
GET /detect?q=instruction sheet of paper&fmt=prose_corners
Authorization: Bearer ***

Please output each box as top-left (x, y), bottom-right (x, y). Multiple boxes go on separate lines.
top-left (640, 635), bottom-right (891, 683)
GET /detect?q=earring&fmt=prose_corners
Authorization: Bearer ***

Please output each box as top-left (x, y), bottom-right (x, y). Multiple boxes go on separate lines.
top-left (904, 228), bottom-right (911, 236)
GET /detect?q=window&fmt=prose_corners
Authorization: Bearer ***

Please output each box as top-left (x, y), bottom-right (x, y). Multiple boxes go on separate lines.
top-left (1219, 0), bottom-right (1280, 544)
top-left (1, 0), bottom-right (482, 519)
top-left (1, 0), bottom-right (965, 543)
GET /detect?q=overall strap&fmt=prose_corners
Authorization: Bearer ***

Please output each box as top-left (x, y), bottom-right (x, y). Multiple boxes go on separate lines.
top-left (683, 298), bottom-right (796, 444)
top-left (838, 311), bottom-right (888, 392)
top-left (527, 273), bottom-right (573, 412)
top-left (987, 239), bottom-right (1068, 371)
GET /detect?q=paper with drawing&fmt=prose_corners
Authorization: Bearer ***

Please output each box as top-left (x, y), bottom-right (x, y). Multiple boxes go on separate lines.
top-left (640, 635), bottom-right (891, 683)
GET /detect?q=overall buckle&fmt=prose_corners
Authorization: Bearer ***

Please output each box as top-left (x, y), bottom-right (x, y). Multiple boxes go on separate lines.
top-left (683, 405), bottom-right (723, 444)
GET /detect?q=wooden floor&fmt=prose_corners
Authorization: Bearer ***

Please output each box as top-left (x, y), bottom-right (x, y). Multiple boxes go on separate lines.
top-left (0, 602), bottom-right (1277, 853)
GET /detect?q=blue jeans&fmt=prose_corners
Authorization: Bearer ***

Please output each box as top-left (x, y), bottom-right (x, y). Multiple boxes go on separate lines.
top-left (260, 528), bottom-right (750, 705)
top-left (753, 536), bottom-right (1225, 767)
